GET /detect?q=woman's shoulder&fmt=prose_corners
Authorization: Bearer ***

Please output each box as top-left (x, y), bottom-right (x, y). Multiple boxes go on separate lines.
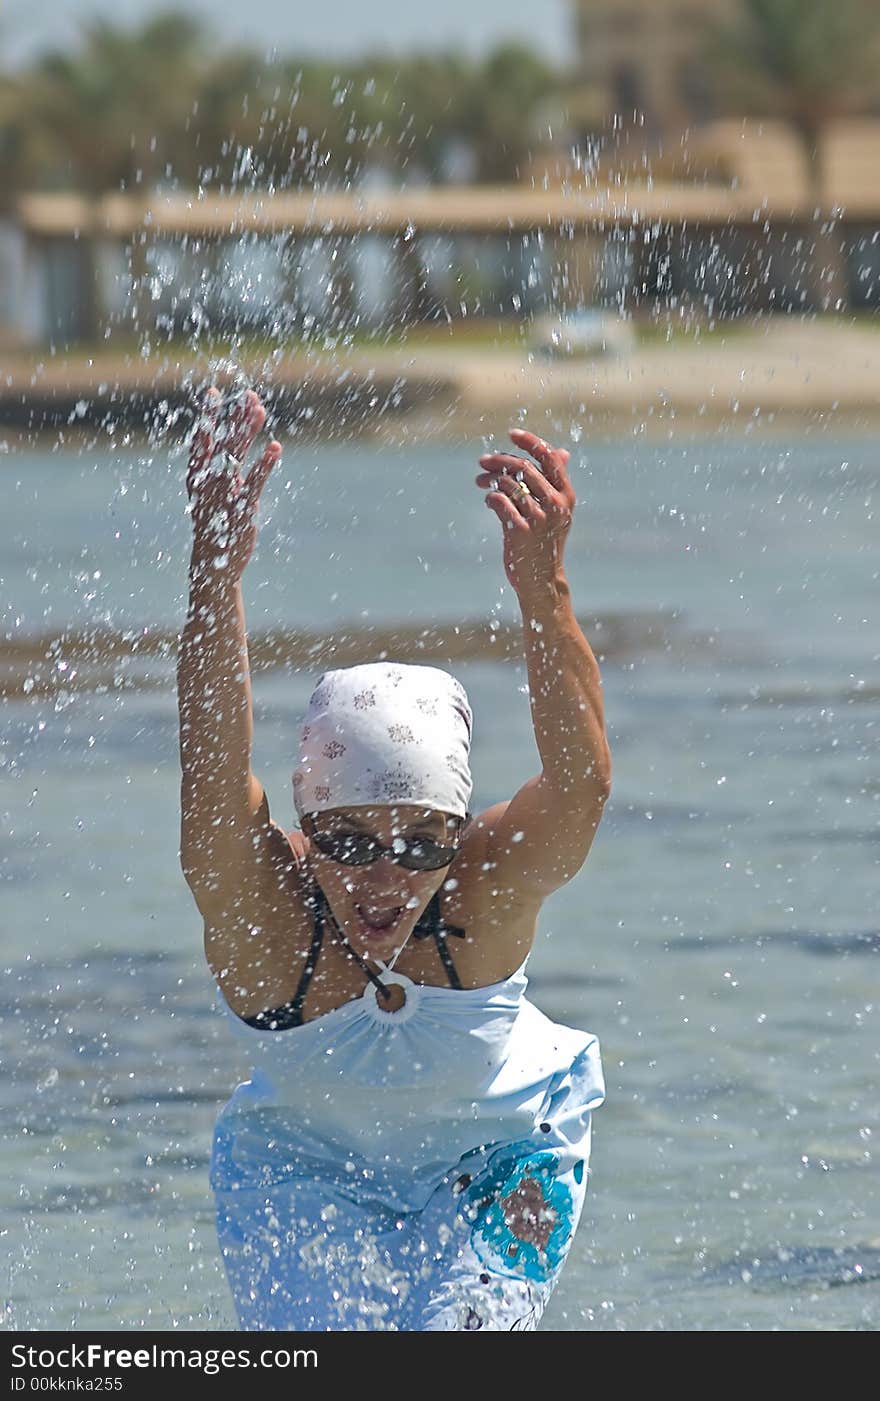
top-left (204, 821), bottom-right (314, 1020)
top-left (432, 811), bottom-right (545, 987)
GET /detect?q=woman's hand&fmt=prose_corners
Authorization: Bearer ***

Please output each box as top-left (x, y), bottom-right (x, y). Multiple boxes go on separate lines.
top-left (186, 386), bottom-right (281, 584)
top-left (476, 428), bottom-right (575, 598)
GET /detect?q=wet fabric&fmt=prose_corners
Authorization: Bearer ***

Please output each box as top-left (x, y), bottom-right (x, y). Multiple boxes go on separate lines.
top-left (211, 959), bottom-right (604, 1331)
top-left (215, 1141), bottom-right (590, 1331)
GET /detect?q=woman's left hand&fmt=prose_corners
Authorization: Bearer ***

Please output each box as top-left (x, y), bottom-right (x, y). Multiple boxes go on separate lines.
top-left (476, 429), bottom-right (575, 597)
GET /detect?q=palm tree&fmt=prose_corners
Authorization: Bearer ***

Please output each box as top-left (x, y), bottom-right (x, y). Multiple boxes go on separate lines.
top-left (705, 0), bottom-right (880, 310)
top-left (8, 12), bottom-right (207, 336)
top-left (14, 13), bottom-right (206, 193)
top-left (3, 22), bottom-right (562, 340)
top-left (464, 44), bottom-right (558, 183)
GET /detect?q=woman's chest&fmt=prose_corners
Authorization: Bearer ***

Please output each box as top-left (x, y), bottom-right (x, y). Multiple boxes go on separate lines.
top-left (269, 850), bottom-right (537, 1013)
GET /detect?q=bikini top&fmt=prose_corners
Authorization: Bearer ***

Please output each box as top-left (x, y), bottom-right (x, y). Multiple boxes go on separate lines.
top-left (240, 881), bottom-right (465, 1031)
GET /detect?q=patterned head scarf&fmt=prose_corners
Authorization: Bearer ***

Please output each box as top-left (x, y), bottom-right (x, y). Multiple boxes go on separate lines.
top-left (293, 662), bottom-right (473, 819)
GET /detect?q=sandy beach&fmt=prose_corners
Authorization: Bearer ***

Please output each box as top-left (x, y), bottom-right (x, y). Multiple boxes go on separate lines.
top-left (2, 315), bottom-right (879, 441)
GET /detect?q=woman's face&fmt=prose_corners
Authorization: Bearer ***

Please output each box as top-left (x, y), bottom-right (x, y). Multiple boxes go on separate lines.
top-left (302, 804), bottom-right (462, 963)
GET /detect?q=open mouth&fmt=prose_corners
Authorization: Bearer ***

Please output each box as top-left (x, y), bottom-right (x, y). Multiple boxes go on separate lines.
top-left (354, 905), bottom-right (404, 935)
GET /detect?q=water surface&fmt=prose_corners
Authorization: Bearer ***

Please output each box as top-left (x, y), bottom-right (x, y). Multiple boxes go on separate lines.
top-left (2, 424), bottom-right (877, 1330)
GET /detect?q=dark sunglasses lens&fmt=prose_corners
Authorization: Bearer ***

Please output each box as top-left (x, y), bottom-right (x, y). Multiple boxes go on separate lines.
top-left (315, 833), bottom-right (379, 865)
top-left (313, 831), bottom-right (458, 870)
top-left (397, 841), bottom-right (457, 871)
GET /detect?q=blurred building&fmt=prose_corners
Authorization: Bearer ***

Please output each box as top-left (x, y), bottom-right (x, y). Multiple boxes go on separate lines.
top-left (4, 0), bottom-right (880, 344)
top-left (11, 166), bottom-right (880, 348)
top-left (573, 0), bottom-right (735, 135)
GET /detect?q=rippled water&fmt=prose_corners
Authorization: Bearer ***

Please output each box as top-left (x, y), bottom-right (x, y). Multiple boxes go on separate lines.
top-left (2, 424), bottom-right (878, 1330)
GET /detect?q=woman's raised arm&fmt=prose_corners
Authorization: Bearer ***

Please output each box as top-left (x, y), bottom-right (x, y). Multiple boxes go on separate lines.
top-left (471, 428), bottom-right (612, 897)
top-left (177, 388), bottom-right (281, 912)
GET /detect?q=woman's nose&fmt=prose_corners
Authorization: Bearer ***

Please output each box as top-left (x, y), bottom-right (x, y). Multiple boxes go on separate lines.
top-left (361, 855), bottom-right (408, 892)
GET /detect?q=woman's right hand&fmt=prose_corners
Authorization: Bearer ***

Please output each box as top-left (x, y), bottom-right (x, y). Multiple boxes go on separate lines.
top-left (185, 386), bottom-right (281, 583)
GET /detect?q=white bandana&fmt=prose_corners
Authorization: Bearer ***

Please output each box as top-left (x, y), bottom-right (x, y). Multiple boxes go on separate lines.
top-left (293, 662), bottom-right (473, 819)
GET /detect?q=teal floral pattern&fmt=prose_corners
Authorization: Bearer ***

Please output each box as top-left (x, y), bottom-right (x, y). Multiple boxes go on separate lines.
top-left (462, 1148), bottom-right (578, 1283)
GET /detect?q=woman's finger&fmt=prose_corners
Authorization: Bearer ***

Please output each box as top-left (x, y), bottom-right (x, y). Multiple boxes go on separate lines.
top-left (244, 439), bottom-right (282, 516)
top-left (475, 475), bottom-right (562, 525)
top-left (507, 428), bottom-right (570, 490)
top-left (485, 490), bottom-right (530, 532)
top-left (218, 389), bottom-right (267, 466)
top-left (476, 455), bottom-right (558, 510)
top-left (493, 474), bottom-right (547, 520)
top-left (187, 387), bottom-right (221, 496)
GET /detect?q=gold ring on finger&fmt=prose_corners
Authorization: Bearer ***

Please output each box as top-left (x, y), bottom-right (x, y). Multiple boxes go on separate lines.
top-left (512, 480), bottom-right (531, 501)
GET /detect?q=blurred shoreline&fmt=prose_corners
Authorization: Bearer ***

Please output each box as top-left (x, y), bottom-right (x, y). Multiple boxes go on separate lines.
top-left (1, 610), bottom-right (694, 701)
top-left (2, 315), bottom-right (880, 443)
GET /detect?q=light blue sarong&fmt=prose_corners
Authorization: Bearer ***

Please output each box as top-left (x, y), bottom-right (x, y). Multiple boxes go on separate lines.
top-left (211, 960), bottom-right (604, 1331)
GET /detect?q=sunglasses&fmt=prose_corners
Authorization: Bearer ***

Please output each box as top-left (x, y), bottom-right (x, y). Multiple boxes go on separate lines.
top-left (309, 828), bottom-right (461, 872)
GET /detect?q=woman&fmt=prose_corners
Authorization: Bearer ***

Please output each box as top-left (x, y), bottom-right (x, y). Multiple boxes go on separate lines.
top-left (178, 387), bottom-right (611, 1331)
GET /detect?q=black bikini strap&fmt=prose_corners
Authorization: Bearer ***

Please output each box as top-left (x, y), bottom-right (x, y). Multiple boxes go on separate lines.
top-left (413, 889), bottom-right (464, 990)
top-left (435, 934), bottom-right (463, 991)
top-left (289, 884), bottom-right (329, 1018)
top-left (240, 888), bottom-right (325, 1030)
